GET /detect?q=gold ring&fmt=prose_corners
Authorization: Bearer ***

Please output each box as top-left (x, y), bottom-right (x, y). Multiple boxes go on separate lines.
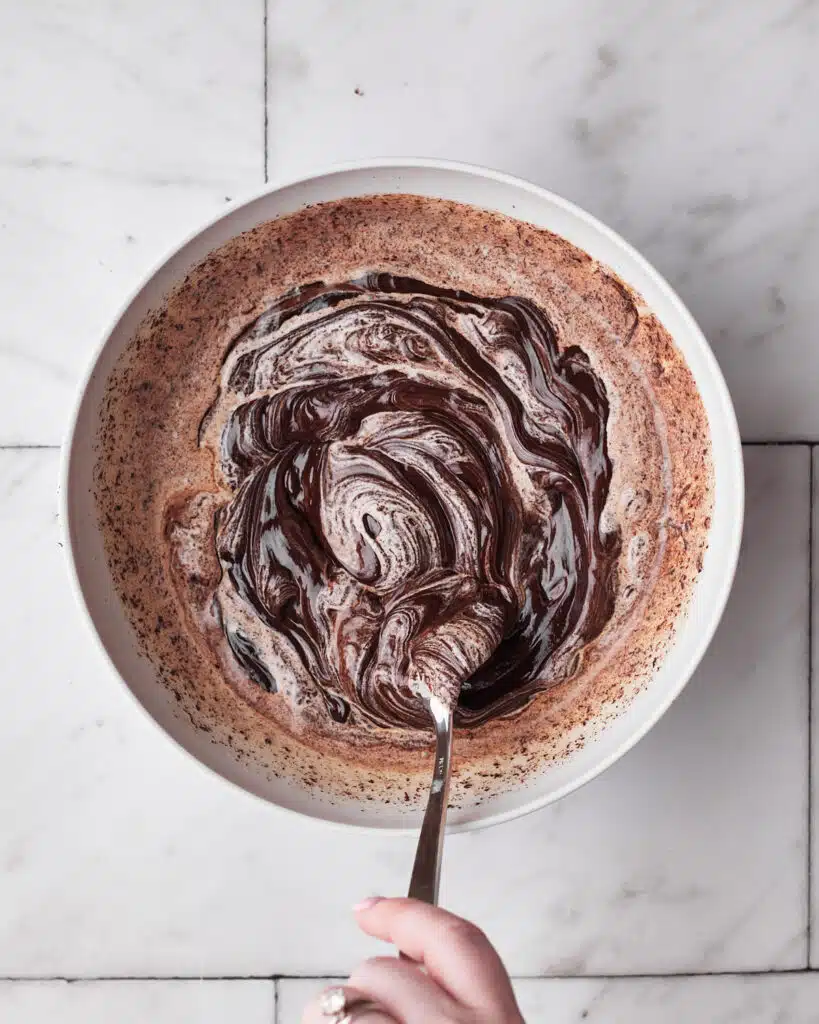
top-left (335, 1009), bottom-right (382, 1024)
top-left (319, 987), bottom-right (383, 1023)
top-left (319, 988), bottom-right (348, 1017)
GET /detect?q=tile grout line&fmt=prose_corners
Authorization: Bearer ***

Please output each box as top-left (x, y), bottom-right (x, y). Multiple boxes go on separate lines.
top-left (2, 968), bottom-right (819, 983)
top-left (809, 449), bottom-right (815, 967)
top-left (263, 0), bottom-right (269, 184)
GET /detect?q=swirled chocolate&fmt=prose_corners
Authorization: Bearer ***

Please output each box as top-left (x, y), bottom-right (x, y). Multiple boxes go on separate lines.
top-left (200, 273), bottom-right (620, 729)
top-left (96, 193), bottom-right (713, 803)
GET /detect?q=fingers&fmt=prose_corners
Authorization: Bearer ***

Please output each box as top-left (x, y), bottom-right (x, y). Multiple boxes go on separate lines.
top-left (349, 955), bottom-right (457, 1024)
top-left (354, 897), bottom-right (518, 1013)
top-left (301, 984), bottom-right (394, 1024)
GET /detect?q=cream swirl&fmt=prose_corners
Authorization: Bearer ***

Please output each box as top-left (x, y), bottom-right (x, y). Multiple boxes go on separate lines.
top-left (197, 273), bottom-right (620, 729)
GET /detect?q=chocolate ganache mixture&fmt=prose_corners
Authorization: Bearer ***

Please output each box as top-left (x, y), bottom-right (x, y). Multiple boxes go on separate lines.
top-left (207, 274), bottom-right (619, 729)
top-left (95, 195), bottom-right (712, 805)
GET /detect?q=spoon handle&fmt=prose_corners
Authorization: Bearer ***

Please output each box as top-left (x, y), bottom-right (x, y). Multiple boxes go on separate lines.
top-left (407, 698), bottom-right (454, 905)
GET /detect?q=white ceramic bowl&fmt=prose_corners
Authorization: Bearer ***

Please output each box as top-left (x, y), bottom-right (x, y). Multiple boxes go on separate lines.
top-left (62, 159), bottom-right (743, 833)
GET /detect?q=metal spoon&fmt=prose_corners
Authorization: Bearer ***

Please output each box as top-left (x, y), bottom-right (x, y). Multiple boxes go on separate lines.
top-left (406, 693), bottom-right (455, 905)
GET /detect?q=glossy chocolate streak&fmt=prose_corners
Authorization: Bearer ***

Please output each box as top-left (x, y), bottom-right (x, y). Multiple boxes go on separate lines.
top-left (207, 273), bottom-right (620, 729)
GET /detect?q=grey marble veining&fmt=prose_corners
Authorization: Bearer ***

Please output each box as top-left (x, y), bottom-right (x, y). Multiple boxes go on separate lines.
top-left (0, 446), bottom-right (807, 977)
top-left (0, 0), bottom-right (263, 446)
top-left (0, 980), bottom-right (273, 1024)
top-left (279, 975), bottom-right (819, 1024)
top-left (0, 3), bottom-right (817, 442)
top-left (267, 0), bottom-right (819, 442)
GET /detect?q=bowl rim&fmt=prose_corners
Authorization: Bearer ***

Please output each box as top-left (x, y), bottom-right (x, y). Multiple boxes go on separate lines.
top-left (60, 156), bottom-right (744, 834)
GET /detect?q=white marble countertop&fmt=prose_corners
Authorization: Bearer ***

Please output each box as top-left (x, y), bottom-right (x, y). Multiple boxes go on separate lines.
top-left (1, 2), bottom-right (818, 1021)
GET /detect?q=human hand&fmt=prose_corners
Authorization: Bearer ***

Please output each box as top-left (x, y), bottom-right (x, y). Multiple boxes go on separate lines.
top-left (302, 897), bottom-right (524, 1024)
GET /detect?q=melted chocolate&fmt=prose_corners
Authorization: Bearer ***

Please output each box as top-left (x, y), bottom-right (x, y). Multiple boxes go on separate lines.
top-left (203, 273), bottom-right (620, 729)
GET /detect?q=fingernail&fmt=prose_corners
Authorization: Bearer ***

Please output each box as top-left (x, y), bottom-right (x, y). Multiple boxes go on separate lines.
top-left (353, 896), bottom-right (383, 913)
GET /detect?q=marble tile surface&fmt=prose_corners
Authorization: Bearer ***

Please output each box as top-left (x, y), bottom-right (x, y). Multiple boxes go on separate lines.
top-left (0, 3), bottom-right (816, 443)
top-left (0, 0), bottom-right (263, 445)
top-left (0, 980), bottom-right (273, 1024)
top-left (1, 1), bottom-right (817, 1009)
top-left (267, 0), bottom-right (819, 441)
top-left (278, 974), bottom-right (819, 1024)
top-left (0, 447), bottom-right (807, 977)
